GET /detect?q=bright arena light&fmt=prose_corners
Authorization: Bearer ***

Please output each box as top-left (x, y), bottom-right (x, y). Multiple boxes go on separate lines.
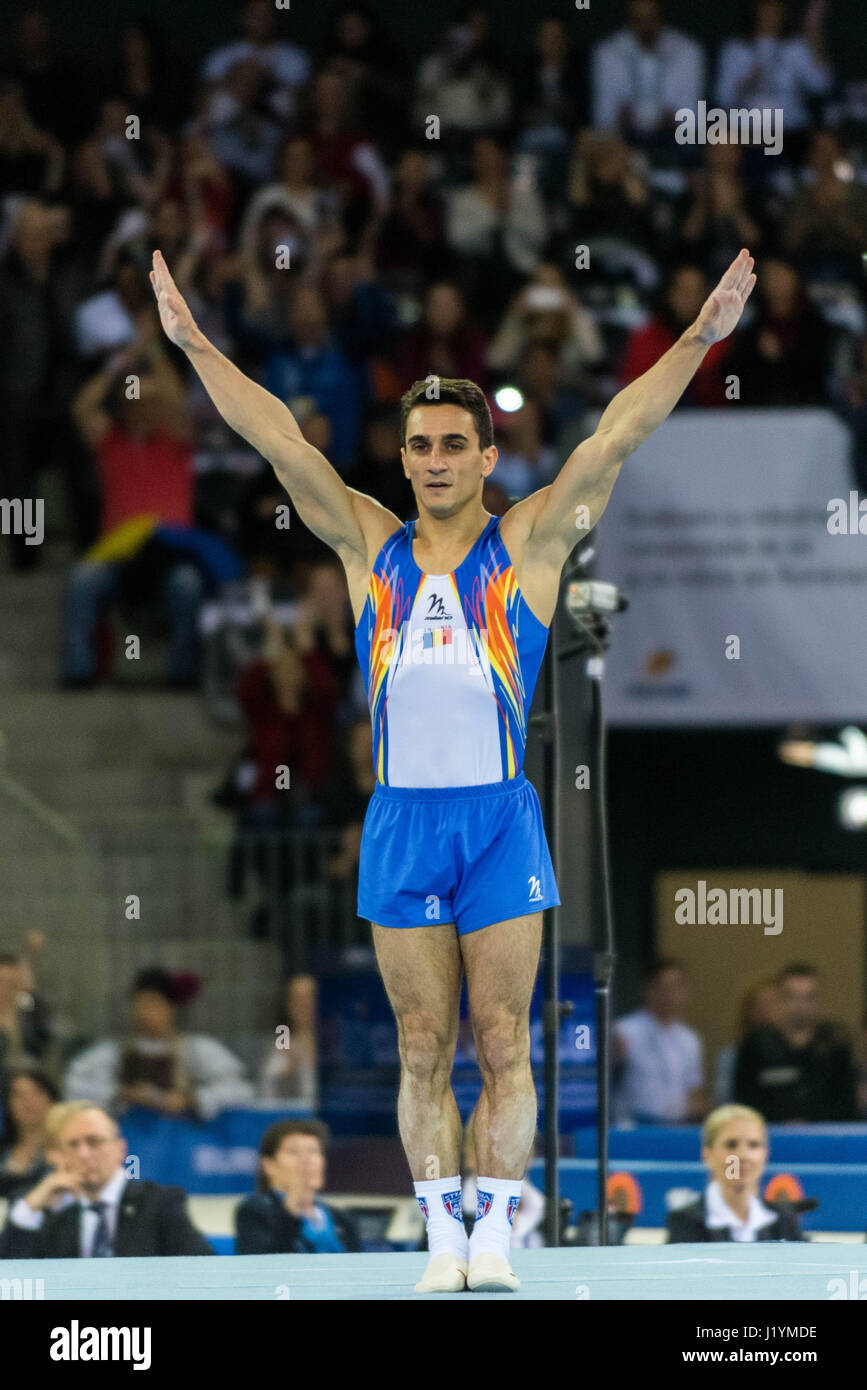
top-left (839, 787), bottom-right (867, 830)
top-left (494, 386), bottom-right (524, 412)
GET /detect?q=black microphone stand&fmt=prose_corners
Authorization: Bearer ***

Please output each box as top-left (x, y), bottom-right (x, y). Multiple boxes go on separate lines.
top-left (558, 555), bottom-right (623, 1247)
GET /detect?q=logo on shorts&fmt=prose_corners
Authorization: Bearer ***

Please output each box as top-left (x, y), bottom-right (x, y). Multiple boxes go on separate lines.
top-left (528, 874), bottom-right (543, 902)
top-left (442, 1190), bottom-right (463, 1221)
top-left (476, 1188), bottom-right (494, 1221)
top-left (417, 1196), bottom-right (429, 1222)
top-left (507, 1195), bottom-right (520, 1226)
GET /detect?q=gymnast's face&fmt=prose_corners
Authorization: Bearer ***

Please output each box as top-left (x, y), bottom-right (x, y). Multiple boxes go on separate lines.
top-left (402, 404), bottom-right (497, 519)
top-left (702, 1117), bottom-right (768, 1195)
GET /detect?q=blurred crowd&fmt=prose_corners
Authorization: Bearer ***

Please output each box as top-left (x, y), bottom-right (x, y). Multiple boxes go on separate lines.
top-left (3, 0), bottom-right (867, 1254)
top-left (613, 957), bottom-right (867, 1125)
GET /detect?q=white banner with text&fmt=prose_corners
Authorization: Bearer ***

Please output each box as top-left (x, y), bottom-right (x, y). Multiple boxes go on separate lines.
top-left (592, 409), bottom-right (867, 725)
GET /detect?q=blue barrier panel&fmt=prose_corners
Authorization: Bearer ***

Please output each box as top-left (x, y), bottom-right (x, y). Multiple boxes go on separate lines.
top-left (120, 1105), bottom-right (313, 1194)
top-left (574, 1125), bottom-right (867, 1164)
top-left (539, 1134), bottom-right (867, 1234)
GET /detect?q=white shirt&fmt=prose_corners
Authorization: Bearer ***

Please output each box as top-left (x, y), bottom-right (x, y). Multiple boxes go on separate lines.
top-left (717, 37), bottom-right (831, 132)
top-left (615, 1008), bottom-right (703, 1122)
top-left (705, 1179), bottom-right (778, 1242)
top-left (592, 28), bottom-right (706, 133)
top-left (11, 1166), bottom-right (128, 1256)
top-left (202, 40), bottom-right (310, 117)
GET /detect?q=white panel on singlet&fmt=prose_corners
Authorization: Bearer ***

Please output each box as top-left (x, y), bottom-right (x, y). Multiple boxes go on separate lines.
top-left (384, 573), bottom-right (501, 788)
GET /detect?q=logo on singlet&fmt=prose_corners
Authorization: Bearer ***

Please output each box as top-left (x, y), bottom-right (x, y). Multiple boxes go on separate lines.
top-left (426, 593), bottom-right (452, 620)
top-left (528, 875), bottom-right (543, 902)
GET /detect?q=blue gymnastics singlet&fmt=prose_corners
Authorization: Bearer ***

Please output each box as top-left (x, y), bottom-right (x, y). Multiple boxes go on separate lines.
top-left (353, 514), bottom-right (550, 788)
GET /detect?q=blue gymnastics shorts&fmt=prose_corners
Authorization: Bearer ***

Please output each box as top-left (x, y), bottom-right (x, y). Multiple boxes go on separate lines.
top-left (357, 771), bottom-right (560, 935)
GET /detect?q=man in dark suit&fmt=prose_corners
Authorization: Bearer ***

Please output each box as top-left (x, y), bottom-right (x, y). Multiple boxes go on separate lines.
top-left (0, 1100), bottom-right (213, 1258)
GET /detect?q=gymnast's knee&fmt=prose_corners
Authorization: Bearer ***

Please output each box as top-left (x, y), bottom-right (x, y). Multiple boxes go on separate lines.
top-left (397, 1013), bottom-right (456, 1089)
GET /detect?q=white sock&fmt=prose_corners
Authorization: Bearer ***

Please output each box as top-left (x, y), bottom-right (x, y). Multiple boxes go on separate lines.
top-left (469, 1176), bottom-right (522, 1261)
top-left (414, 1175), bottom-right (469, 1260)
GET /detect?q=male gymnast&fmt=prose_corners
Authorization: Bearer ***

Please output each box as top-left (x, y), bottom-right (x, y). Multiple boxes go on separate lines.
top-left (150, 246), bottom-right (756, 1292)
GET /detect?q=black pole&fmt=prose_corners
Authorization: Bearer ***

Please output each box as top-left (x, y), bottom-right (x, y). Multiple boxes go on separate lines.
top-left (559, 572), bottom-right (620, 1246)
top-left (534, 606), bottom-right (561, 1248)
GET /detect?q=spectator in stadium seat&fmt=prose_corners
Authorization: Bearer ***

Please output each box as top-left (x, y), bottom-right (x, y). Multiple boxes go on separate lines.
top-left (201, 58), bottom-right (283, 200)
top-left (0, 950), bottom-right (54, 1085)
top-left (0, 198), bottom-right (84, 569)
top-left (344, 406), bottom-right (416, 521)
top-left (236, 1119), bottom-right (361, 1254)
top-left (488, 397), bottom-right (557, 501)
top-left (61, 306), bottom-right (207, 688)
top-left (617, 264), bottom-right (734, 406)
top-left (0, 1065), bottom-right (58, 1200)
top-left (666, 1104), bottom-right (804, 1243)
top-left (511, 14), bottom-right (587, 146)
top-left (319, 717), bottom-right (377, 922)
top-left (200, 0), bottom-right (310, 125)
top-left (323, 248), bottom-right (397, 364)
top-left (400, 281), bottom-right (489, 389)
top-left (591, 0), bottom-right (705, 149)
top-left (0, 1100), bottom-right (214, 1257)
top-left (64, 968), bottom-right (254, 1120)
top-left (259, 976), bottom-right (318, 1106)
top-left (0, 79), bottom-right (65, 197)
top-left (731, 256), bottom-right (830, 405)
top-left (7, 6), bottom-right (89, 145)
top-left (512, 341), bottom-right (592, 447)
top-left (239, 134), bottom-right (345, 275)
top-left (265, 285), bottom-right (360, 473)
top-left (716, 0), bottom-right (832, 161)
top-left (714, 974), bottom-right (781, 1105)
top-left (678, 141), bottom-right (766, 280)
top-left (614, 958), bottom-right (706, 1124)
top-left (374, 148), bottom-right (450, 287)
top-left (235, 559), bottom-right (350, 815)
top-left (565, 130), bottom-right (657, 253)
top-left (413, 5), bottom-right (512, 139)
top-left (111, 19), bottom-right (182, 135)
top-left (487, 264), bottom-right (604, 395)
top-left (298, 69), bottom-right (390, 239)
top-left (321, 4), bottom-right (408, 154)
top-left (781, 136), bottom-right (867, 282)
top-left (445, 135), bottom-right (547, 329)
top-left (734, 962), bottom-right (857, 1121)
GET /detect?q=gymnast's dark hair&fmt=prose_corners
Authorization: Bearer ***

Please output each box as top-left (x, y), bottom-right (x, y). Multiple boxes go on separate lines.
top-left (399, 378), bottom-right (493, 450)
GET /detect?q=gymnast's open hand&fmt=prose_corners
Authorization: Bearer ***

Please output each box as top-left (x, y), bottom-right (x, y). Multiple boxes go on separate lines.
top-left (150, 248), bottom-right (200, 352)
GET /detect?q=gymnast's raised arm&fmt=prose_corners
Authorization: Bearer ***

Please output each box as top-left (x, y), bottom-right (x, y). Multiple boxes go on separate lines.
top-left (149, 249), bottom-right (397, 573)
